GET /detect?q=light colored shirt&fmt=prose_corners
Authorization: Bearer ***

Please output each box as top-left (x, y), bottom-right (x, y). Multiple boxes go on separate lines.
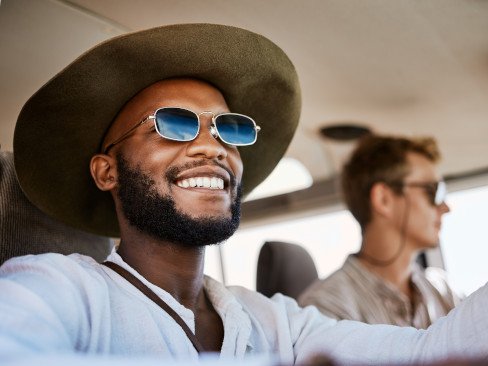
top-left (299, 255), bottom-right (460, 328)
top-left (0, 250), bottom-right (487, 365)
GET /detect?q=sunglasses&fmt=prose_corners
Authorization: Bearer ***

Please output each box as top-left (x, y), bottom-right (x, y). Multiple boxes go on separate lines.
top-left (392, 181), bottom-right (447, 206)
top-left (104, 107), bottom-right (261, 154)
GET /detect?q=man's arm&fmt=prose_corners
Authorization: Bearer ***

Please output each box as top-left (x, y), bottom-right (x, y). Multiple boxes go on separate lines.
top-left (292, 283), bottom-right (488, 364)
top-left (2, 253), bottom-right (488, 365)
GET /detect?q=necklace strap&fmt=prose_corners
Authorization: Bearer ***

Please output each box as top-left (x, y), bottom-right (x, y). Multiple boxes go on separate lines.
top-left (102, 261), bottom-right (206, 353)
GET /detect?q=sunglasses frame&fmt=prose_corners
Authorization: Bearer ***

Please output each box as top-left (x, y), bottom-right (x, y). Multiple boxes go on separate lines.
top-left (390, 180), bottom-right (447, 206)
top-left (103, 107), bottom-right (260, 154)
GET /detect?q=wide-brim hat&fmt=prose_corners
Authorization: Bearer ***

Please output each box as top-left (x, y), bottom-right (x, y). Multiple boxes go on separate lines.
top-left (14, 23), bottom-right (301, 237)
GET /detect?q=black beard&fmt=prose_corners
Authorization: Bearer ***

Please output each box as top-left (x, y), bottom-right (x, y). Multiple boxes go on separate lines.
top-left (116, 155), bottom-right (241, 247)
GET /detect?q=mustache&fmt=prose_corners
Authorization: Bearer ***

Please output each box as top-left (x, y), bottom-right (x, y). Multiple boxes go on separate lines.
top-left (165, 159), bottom-right (237, 188)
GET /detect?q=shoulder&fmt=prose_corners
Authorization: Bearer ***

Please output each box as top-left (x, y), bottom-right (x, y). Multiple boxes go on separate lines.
top-left (226, 283), bottom-right (298, 315)
top-left (0, 253), bottom-right (114, 354)
top-left (1, 251), bottom-right (100, 271)
top-left (0, 252), bottom-right (107, 293)
top-left (299, 265), bottom-right (357, 305)
top-left (0, 252), bottom-right (113, 320)
top-left (226, 284), bottom-right (338, 339)
top-left (298, 264), bottom-right (368, 320)
top-left (224, 283), bottom-right (332, 323)
top-left (205, 275), bottom-right (307, 316)
top-left (421, 265), bottom-right (463, 301)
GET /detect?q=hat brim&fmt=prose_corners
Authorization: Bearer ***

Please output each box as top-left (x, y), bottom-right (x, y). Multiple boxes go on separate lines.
top-left (14, 23), bottom-right (301, 237)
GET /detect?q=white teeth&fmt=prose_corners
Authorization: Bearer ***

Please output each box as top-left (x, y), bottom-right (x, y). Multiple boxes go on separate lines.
top-left (176, 177), bottom-right (225, 190)
top-left (203, 177), bottom-right (211, 188)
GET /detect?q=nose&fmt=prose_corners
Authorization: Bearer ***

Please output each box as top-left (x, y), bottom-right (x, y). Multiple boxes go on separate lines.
top-left (185, 115), bottom-right (227, 160)
top-left (438, 201), bottom-right (450, 214)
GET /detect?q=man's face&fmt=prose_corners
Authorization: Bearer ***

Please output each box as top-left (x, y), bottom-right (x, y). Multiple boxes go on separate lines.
top-left (103, 78), bottom-right (244, 245)
top-left (392, 152), bottom-right (450, 249)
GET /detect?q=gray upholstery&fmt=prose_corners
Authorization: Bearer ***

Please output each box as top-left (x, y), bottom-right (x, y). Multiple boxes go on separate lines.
top-left (0, 151), bottom-right (113, 264)
top-left (256, 241), bottom-right (318, 299)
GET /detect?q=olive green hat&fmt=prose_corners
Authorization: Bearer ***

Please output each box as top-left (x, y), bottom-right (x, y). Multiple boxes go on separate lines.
top-left (14, 23), bottom-right (301, 237)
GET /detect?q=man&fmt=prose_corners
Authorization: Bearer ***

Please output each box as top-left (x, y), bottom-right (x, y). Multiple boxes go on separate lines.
top-left (1, 24), bottom-right (488, 365)
top-left (299, 135), bottom-right (459, 328)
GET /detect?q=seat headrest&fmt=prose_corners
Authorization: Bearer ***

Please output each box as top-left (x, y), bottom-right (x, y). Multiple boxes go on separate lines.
top-left (0, 151), bottom-right (113, 264)
top-left (256, 241), bottom-right (318, 299)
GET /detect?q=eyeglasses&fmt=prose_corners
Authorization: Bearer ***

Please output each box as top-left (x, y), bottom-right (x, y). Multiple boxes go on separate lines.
top-left (391, 181), bottom-right (447, 206)
top-left (103, 107), bottom-right (261, 154)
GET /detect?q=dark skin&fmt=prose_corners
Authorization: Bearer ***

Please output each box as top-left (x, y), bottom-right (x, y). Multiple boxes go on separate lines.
top-left (90, 78), bottom-right (244, 352)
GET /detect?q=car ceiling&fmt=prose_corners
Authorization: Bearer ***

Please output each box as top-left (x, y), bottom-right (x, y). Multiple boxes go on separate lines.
top-left (1, 0), bottom-right (488, 192)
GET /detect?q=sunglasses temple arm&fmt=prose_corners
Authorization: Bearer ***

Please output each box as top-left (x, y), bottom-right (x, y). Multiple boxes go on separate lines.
top-left (103, 117), bottom-right (153, 154)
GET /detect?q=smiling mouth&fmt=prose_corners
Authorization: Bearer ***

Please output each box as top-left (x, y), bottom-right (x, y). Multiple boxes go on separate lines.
top-left (176, 176), bottom-right (225, 190)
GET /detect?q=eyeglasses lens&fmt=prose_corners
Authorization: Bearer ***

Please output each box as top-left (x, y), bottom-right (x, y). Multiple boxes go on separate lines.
top-left (156, 108), bottom-right (257, 146)
top-left (434, 181), bottom-right (447, 205)
top-left (215, 114), bottom-right (257, 146)
top-left (155, 108), bottom-right (199, 141)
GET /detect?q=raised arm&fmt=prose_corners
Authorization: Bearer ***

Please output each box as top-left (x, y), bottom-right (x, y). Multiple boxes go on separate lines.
top-left (292, 284), bottom-right (488, 364)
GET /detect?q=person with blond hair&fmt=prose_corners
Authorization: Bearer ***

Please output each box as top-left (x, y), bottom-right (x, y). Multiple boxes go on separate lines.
top-left (300, 135), bottom-right (459, 328)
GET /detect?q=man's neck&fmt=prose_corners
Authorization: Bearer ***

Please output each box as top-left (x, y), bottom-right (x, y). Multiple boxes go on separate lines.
top-left (116, 231), bottom-right (224, 352)
top-left (358, 228), bottom-right (417, 300)
top-left (116, 230), bottom-right (206, 311)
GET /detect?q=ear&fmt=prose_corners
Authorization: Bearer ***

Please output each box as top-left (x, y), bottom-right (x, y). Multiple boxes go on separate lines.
top-left (370, 182), bottom-right (396, 219)
top-left (90, 154), bottom-right (117, 191)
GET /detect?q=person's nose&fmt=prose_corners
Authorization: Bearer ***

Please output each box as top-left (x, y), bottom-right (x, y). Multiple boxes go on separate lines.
top-left (185, 116), bottom-right (228, 160)
top-left (438, 201), bottom-right (450, 214)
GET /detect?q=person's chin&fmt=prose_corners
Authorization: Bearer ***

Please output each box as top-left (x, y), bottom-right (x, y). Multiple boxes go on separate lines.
top-left (189, 211), bottom-right (232, 222)
top-left (424, 238), bottom-right (440, 249)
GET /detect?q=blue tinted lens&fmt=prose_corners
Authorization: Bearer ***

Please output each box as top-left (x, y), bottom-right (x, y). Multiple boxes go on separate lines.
top-left (155, 108), bottom-right (199, 141)
top-left (215, 114), bottom-right (256, 145)
top-left (434, 181), bottom-right (447, 205)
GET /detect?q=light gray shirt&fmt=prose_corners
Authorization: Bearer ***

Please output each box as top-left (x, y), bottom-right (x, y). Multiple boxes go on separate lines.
top-left (0, 250), bottom-right (486, 365)
top-left (299, 255), bottom-right (460, 328)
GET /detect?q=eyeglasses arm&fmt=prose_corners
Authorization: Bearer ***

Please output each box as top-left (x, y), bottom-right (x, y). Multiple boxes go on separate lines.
top-left (103, 116), bottom-right (154, 154)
